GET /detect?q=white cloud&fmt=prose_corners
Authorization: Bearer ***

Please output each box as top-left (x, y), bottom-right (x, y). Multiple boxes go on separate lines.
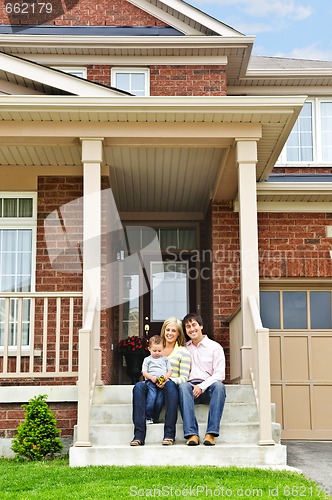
top-left (191, 0), bottom-right (313, 20)
top-left (273, 43), bottom-right (332, 61)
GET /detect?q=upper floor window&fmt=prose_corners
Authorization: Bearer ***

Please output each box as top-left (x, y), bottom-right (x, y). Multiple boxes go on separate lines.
top-left (53, 67), bottom-right (87, 79)
top-left (111, 68), bottom-right (150, 96)
top-left (278, 99), bottom-right (332, 165)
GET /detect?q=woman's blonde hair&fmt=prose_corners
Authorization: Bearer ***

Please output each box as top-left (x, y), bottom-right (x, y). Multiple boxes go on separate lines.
top-left (160, 317), bottom-right (186, 347)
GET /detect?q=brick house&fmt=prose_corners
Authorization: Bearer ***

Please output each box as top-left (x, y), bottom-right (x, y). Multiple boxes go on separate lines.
top-left (0, 0), bottom-right (331, 465)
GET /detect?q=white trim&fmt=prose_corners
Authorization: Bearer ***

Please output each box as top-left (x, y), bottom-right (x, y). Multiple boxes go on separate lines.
top-left (33, 55), bottom-right (228, 66)
top-left (0, 385), bottom-right (78, 403)
top-left (128, 0), bottom-right (244, 37)
top-left (0, 53), bottom-right (121, 97)
top-left (256, 202), bottom-right (332, 213)
top-left (111, 67), bottom-right (150, 96)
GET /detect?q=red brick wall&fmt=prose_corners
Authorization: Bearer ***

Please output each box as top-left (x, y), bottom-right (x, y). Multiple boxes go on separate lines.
top-left (210, 204), bottom-right (241, 380)
top-left (0, 402), bottom-right (77, 440)
top-left (258, 212), bottom-right (332, 278)
top-left (150, 66), bottom-right (227, 96)
top-left (1, 0), bottom-right (167, 26)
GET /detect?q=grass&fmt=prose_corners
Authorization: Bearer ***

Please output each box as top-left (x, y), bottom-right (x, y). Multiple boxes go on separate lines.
top-left (0, 458), bottom-right (330, 500)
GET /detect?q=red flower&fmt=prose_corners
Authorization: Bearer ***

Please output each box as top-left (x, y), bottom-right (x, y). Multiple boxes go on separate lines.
top-left (117, 335), bottom-right (149, 354)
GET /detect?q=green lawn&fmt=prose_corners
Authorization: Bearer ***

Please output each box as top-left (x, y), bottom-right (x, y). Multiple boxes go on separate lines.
top-left (0, 458), bottom-right (330, 500)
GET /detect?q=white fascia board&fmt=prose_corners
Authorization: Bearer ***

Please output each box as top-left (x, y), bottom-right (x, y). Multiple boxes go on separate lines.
top-left (0, 95), bottom-right (307, 114)
top-left (129, 0), bottom-right (244, 36)
top-left (246, 68), bottom-right (332, 79)
top-left (0, 53), bottom-right (120, 97)
top-left (257, 182), bottom-right (332, 195)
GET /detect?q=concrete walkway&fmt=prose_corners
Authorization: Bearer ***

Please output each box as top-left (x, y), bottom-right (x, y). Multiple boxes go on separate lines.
top-left (283, 441), bottom-right (332, 495)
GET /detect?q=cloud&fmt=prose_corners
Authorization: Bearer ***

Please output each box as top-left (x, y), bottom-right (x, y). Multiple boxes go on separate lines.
top-left (191, 0), bottom-right (313, 20)
top-left (273, 42), bottom-right (332, 61)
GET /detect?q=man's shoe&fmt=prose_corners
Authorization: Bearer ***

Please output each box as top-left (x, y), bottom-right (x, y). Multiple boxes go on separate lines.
top-left (186, 435), bottom-right (200, 446)
top-left (203, 434), bottom-right (215, 446)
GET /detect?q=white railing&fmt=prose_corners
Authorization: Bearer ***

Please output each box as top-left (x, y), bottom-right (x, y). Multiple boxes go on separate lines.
top-left (248, 295), bottom-right (274, 445)
top-left (74, 294), bottom-right (98, 447)
top-left (0, 292), bottom-right (82, 379)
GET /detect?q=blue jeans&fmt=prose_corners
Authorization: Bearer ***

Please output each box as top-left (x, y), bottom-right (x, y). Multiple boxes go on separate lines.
top-left (178, 381), bottom-right (226, 439)
top-left (132, 380), bottom-right (179, 443)
top-left (145, 380), bottom-right (164, 421)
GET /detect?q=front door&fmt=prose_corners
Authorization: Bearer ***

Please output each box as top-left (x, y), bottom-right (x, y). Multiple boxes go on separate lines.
top-left (142, 254), bottom-right (197, 337)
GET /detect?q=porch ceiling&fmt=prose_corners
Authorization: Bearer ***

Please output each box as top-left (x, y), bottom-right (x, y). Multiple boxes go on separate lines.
top-left (0, 95), bottom-right (306, 214)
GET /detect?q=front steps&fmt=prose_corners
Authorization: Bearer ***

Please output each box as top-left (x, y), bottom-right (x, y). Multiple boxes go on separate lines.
top-left (69, 384), bottom-right (287, 467)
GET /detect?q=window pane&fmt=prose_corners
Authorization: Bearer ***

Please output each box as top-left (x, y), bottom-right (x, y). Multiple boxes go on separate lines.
top-left (151, 261), bottom-right (188, 321)
top-left (18, 198), bottom-right (33, 217)
top-left (115, 73), bottom-right (130, 92)
top-left (286, 102), bottom-right (313, 162)
top-left (160, 229), bottom-right (177, 250)
top-left (283, 291), bottom-right (307, 329)
top-left (260, 292), bottom-right (280, 329)
top-left (310, 291), bottom-right (332, 329)
top-left (3, 198), bottom-right (17, 217)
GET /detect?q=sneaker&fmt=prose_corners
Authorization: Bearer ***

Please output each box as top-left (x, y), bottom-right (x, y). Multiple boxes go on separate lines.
top-left (146, 419), bottom-right (154, 424)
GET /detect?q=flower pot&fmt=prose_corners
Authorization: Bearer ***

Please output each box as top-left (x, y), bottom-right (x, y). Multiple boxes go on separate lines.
top-left (123, 351), bottom-right (148, 384)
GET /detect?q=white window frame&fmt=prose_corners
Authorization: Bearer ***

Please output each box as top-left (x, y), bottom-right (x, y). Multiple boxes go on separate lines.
top-left (0, 193), bottom-right (37, 351)
top-left (278, 98), bottom-right (332, 166)
top-left (111, 67), bottom-right (150, 96)
top-left (52, 67), bottom-right (87, 79)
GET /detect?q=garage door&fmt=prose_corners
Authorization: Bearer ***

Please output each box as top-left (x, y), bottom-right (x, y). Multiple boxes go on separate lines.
top-left (261, 289), bottom-right (332, 440)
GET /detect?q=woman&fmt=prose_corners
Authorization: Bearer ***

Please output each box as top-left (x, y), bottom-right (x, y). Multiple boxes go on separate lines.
top-left (130, 317), bottom-right (191, 446)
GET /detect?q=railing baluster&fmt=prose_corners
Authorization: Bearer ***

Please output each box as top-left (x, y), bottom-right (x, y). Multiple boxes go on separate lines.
top-left (42, 297), bottom-right (48, 373)
top-left (68, 297), bottom-right (74, 373)
top-left (29, 297), bottom-right (35, 374)
top-left (55, 297), bottom-right (61, 374)
top-left (16, 298), bottom-right (22, 374)
top-left (3, 298), bottom-right (10, 375)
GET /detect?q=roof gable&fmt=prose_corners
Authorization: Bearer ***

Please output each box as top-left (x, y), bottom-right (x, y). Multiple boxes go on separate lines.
top-left (0, 52), bottom-right (127, 96)
top-left (127, 0), bottom-right (244, 36)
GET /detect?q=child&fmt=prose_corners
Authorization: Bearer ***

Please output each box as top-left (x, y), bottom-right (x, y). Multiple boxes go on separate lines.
top-left (142, 335), bottom-right (172, 424)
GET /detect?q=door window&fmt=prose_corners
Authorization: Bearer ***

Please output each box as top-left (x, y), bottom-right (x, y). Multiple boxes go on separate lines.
top-left (151, 261), bottom-right (188, 321)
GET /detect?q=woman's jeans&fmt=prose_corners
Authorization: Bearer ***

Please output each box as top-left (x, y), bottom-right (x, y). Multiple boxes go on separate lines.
top-left (178, 381), bottom-right (226, 439)
top-left (132, 380), bottom-right (179, 442)
top-left (145, 380), bottom-right (164, 421)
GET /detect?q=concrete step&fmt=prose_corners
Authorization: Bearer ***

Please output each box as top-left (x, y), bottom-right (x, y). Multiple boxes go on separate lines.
top-left (93, 384), bottom-right (256, 405)
top-left (87, 422), bottom-right (281, 445)
top-left (69, 442), bottom-right (287, 467)
top-left (90, 402), bottom-right (261, 424)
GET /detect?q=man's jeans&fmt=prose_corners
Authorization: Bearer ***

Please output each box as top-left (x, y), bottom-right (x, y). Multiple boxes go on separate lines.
top-left (145, 380), bottom-right (164, 421)
top-left (178, 381), bottom-right (226, 438)
top-left (132, 380), bottom-right (179, 442)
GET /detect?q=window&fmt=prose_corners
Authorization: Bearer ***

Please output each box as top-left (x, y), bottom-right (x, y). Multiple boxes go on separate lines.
top-left (53, 67), bottom-right (87, 79)
top-left (279, 98), bottom-right (332, 164)
top-left (260, 290), bottom-right (332, 330)
top-left (286, 102), bottom-right (313, 162)
top-left (0, 194), bottom-right (36, 347)
top-left (111, 68), bottom-right (150, 96)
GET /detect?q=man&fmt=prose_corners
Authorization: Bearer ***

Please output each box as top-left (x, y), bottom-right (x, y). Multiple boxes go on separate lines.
top-left (178, 313), bottom-right (226, 446)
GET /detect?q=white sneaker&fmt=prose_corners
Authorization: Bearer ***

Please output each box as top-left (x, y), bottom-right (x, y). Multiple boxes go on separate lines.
top-left (146, 419), bottom-right (154, 424)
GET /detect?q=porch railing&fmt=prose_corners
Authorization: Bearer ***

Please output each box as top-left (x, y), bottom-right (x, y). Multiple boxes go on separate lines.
top-left (0, 292), bottom-right (82, 379)
top-left (74, 294), bottom-right (99, 447)
top-left (248, 295), bottom-right (274, 445)
top-left (229, 296), bottom-right (274, 446)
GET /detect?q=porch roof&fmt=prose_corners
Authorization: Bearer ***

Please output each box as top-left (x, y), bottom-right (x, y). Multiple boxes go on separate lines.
top-left (0, 94), bottom-right (305, 214)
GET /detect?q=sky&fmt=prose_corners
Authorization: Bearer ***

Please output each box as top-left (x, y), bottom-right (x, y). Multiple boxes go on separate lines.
top-left (187, 0), bottom-right (332, 61)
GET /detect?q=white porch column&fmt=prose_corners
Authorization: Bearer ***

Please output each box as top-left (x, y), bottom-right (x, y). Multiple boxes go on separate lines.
top-left (236, 139), bottom-right (259, 384)
top-left (81, 137), bottom-right (103, 385)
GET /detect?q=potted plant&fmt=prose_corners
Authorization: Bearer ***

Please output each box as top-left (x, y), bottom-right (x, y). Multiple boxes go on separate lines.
top-left (117, 335), bottom-right (149, 384)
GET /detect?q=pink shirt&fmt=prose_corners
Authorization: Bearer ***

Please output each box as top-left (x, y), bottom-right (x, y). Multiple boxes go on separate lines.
top-left (186, 335), bottom-right (225, 392)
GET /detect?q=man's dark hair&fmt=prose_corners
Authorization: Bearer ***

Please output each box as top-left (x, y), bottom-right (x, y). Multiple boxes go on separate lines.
top-left (182, 313), bottom-right (204, 331)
